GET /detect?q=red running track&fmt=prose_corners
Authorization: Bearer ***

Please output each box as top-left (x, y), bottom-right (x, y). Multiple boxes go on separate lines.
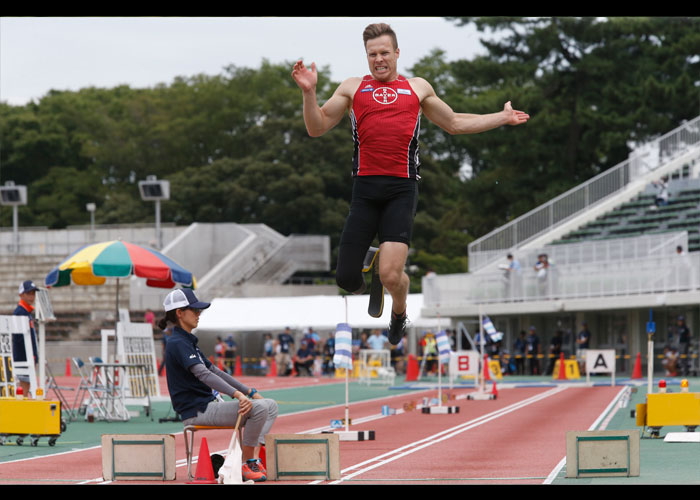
top-left (0, 379), bottom-right (623, 485)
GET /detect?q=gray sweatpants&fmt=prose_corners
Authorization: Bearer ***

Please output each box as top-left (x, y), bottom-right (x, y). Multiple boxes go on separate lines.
top-left (183, 398), bottom-right (278, 448)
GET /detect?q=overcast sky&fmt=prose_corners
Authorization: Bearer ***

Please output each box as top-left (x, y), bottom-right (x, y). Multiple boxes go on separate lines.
top-left (0, 16), bottom-right (489, 106)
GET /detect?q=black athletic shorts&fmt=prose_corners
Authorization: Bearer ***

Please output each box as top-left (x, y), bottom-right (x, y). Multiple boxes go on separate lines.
top-left (340, 175), bottom-right (419, 247)
top-left (335, 176), bottom-right (419, 293)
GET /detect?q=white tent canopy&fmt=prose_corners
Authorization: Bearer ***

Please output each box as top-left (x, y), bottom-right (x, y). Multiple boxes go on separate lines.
top-left (195, 293), bottom-right (447, 333)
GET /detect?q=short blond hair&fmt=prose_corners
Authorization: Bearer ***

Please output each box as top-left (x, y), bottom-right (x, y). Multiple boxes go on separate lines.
top-left (363, 23), bottom-right (398, 50)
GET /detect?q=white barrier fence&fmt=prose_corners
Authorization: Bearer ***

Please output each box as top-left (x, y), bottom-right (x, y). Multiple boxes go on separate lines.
top-left (424, 250), bottom-right (700, 309)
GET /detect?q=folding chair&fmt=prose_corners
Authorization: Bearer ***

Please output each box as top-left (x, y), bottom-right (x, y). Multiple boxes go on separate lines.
top-left (88, 356), bottom-right (130, 421)
top-left (71, 357), bottom-right (93, 416)
top-left (45, 362), bottom-right (75, 422)
top-left (71, 357), bottom-right (110, 421)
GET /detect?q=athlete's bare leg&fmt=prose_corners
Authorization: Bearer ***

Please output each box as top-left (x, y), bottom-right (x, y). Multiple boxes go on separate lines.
top-left (378, 241), bottom-right (409, 315)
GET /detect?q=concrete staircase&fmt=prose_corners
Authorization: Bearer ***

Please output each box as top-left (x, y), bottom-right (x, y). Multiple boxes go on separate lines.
top-left (1, 222), bottom-right (333, 340)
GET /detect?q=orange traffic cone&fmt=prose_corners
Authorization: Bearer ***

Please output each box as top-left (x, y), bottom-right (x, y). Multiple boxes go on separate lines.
top-left (632, 352), bottom-right (643, 379)
top-left (558, 352), bottom-right (567, 380)
top-left (234, 356), bottom-right (243, 376)
top-left (268, 358), bottom-right (277, 377)
top-left (188, 437), bottom-right (218, 484)
top-left (405, 354), bottom-right (419, 382)
top-left (65, 358), bottom-right (72, 377)
top-left (491, 381), bottom-right (498, 399)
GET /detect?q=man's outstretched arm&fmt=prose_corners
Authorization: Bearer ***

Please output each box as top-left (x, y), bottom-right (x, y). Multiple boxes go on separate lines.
top-left (415, 78), bottom-right (529, 135)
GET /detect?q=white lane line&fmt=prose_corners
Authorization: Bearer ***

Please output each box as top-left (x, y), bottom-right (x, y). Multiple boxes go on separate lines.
top-left (542, 385), bottom-right (631, 484)
top-left (320, 386), bottom-right (569, 484)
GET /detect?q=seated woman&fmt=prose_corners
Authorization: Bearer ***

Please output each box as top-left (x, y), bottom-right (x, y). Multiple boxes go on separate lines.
top-left (159, 288), bottom-right (278, 482)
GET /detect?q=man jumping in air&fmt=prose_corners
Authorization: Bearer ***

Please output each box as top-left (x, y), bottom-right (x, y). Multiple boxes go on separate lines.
top-left (292, 23), bottom-right (529, 345)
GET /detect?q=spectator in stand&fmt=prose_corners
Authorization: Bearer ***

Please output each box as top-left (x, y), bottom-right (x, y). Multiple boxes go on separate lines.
top-left (503, 253), bottom-right (522, 300)
top-left (652, 176), bottom-right (669, 208)
top-left (514, 330), bottom-right (527, 375)
top-left (263, 333), bottom-right (274, 371)
top-left (275, 327), bottom-right (295, 376)
top-left (214, 336), bottom-right (227, 370)
top-left (662, 344), bottom-right (679, 377)
top-left (322, 334), bottom-right (336, 375)
top-left (420, 332), bottom-right (438, 375)
top-left (546, 329), bottom-right (564, 375)
top-left (294, 339), bottom-right (315, 376)
top-left (526, 326), bottom-right (541, 375)
top-left (224, 335), bottom-right (237, 375)
top-left (676, 315), bottom-right (692, 376)
top-left (304, 327), bottom-right (320, 349)
top-left (144, 309), bottom-right (155, 329)
top-left (354, 331), bottom-right (369, 356)
top-left (576, 321), bottom-right (592, 371)
top-left (367, 329), bottom-right (388, 350)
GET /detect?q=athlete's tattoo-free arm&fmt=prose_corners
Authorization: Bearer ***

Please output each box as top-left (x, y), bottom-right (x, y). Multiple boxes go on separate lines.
top-left (416, 78), bottom-right (529, 135)
top-left (292, 60), bottom-right (352, 137)
top-left (302, 85), bottom-right (352, 137)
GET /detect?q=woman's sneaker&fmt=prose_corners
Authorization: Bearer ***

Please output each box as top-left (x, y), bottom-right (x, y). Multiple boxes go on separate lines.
top-left (242, 459), bottom-right (266, 482)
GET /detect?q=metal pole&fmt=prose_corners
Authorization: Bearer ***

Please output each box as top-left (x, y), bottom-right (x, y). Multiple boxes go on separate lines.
top-left (155, 199), bottom-right (161, 249)
top-left (344, 296), bottom-right (349, 433)
top-left (12, 205), bottom-right (18, 253)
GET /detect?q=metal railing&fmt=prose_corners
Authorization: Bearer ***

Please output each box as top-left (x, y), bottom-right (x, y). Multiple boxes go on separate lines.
top-left (423, 244), bottom-right (700, 309)
top-left (468, 115), bottom-right (700, 271)
top-left (0, 223), bottom-right (183, 256)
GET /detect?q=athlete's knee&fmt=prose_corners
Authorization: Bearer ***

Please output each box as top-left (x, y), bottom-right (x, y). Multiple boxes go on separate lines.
top-left (378, 243), bottom-right (409, 291)
top-left (379, 266), bottom-right (406, 291)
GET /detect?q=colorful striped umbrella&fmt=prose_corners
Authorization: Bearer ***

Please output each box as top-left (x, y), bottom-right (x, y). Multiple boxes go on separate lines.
top-left (45, 240), bottom-right (196, 289)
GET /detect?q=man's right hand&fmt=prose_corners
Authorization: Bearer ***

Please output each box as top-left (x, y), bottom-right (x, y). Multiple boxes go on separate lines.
top-left (292, 60), bottom-right (317, 93)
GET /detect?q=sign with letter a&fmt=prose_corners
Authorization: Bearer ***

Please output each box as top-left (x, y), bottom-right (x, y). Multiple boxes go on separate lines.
top-left (585, 349), bottom-right (616, 386)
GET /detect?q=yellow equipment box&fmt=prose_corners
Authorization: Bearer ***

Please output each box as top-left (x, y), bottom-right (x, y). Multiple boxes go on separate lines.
top-left (0, 398), bottom-right (62, 446)
top-left (636, 392), bottom-right (700, 435)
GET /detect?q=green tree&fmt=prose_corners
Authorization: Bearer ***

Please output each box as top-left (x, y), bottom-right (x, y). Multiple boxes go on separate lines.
top-left (427, 16), bottom-right (700, 241)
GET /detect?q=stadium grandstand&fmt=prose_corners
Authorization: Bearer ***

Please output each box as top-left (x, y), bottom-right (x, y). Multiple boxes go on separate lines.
top-left (422, 114), bottom-right (700, 375)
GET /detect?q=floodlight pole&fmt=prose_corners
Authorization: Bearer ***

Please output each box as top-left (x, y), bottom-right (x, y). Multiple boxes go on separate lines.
top-left (138, 175), bottom-right (169, 250)
top-left (1, 181), bottom-right (27, 254)
top-left (155, 198), bottom-right (162, 249)
top-left (86, 203), bottom-right (96, 242)
top-left (12, 205), bottom-right (19, 253)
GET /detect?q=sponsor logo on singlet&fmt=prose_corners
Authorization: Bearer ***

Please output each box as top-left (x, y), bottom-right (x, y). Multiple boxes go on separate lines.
top-left (372, 87), bottom-right (398, 105)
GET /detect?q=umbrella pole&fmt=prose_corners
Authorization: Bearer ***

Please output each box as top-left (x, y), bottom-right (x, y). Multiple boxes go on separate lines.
top-left (114, 278), bottom-right (119, 362)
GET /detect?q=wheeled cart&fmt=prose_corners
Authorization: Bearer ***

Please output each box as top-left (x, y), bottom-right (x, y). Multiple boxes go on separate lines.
top-left (0, 398), bottom-right (64, 446)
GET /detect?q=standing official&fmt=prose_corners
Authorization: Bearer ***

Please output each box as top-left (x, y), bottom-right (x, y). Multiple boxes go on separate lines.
top-left (13, 280), bottom-right (39, 397)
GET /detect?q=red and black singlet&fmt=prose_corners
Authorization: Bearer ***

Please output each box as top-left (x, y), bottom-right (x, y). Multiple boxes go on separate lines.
top-left (350, 75), bottom-right (421, 179)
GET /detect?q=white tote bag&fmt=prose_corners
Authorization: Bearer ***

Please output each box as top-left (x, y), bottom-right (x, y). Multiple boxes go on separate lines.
top-left (218, 429), bottom-right (244, 484)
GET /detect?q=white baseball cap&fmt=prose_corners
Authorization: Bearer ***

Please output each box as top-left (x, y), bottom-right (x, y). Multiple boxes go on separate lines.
top-left (163, 288), bottom-right (210, 312)
top-left (19, 280), bottom-right (39, 295)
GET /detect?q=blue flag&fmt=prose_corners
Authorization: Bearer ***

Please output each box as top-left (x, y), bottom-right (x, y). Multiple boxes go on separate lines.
top-left (333, 323), bottom-right (353, 369)
top-left (482, 316), bottom-right (497, 336)
top-left (435, 329), bottom-right (451, 363)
